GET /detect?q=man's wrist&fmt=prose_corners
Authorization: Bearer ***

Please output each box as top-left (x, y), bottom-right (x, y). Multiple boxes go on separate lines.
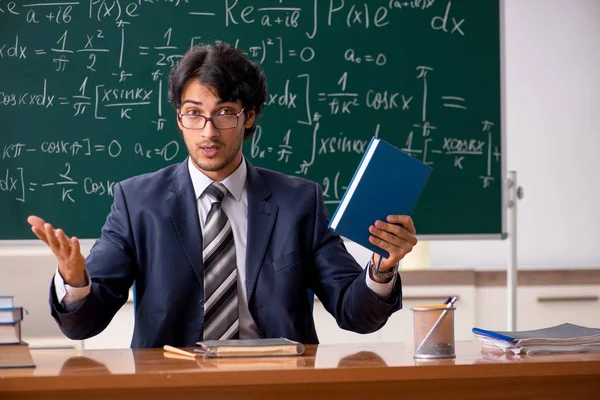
top-left (60, 269), bottom-right (88, 288)
top-left (368, 257), bottom-right (398, 283)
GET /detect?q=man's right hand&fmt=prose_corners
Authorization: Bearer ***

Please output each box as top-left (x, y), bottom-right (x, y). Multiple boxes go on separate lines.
top-left (27, 215), bottom-right (87, 287)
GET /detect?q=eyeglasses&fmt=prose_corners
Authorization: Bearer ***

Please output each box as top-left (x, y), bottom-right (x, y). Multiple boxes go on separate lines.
top-left (177, 108), bottom-right (245, 130)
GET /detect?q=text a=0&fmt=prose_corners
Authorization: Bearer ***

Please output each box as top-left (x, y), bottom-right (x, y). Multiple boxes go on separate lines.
top-left (134, 141), bottom-right (179, 161)
top-left (344, 49), bottom-right (386, 66)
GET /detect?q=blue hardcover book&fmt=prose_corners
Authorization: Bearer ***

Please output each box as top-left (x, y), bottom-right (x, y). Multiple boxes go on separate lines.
top-left (328, 137), bottom-right (432, 258)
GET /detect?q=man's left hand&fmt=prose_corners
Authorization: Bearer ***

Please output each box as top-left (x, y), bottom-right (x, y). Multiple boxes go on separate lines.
top-left (369, 215), bottom-right (417, 274)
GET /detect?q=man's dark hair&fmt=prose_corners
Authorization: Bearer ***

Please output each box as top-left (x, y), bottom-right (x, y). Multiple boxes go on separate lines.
top-left (168, 41), bottom-right (267, 139)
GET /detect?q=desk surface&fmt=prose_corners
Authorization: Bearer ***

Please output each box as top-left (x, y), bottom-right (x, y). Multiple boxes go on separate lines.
top-left (1, 341), bottom-right (599, 400)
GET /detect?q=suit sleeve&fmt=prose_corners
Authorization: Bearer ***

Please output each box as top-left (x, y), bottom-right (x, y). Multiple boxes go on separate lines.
top-left (308, 182), bottom-right (403, 334)
top-left (49, 182), bottom-right (137, 340)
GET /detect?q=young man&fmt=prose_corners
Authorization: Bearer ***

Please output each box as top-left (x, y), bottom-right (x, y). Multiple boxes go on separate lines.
top-left (27, 42), bottom-right (417, 348)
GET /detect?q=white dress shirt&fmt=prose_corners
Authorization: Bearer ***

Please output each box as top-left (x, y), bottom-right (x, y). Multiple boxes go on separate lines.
top-left (55, 157), bottom-right (395, 338)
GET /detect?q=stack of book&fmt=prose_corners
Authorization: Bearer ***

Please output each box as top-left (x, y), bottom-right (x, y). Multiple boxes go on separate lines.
top-left (0, 295), bottom-right (35, 369)
top-left (473, 323), bottom-right (600, 355)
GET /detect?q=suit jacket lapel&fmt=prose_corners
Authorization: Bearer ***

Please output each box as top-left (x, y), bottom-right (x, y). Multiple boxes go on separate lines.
top-left (165, 159), bottom-right (204, 284)
top-left (245, 160), bottom-right (277, 303)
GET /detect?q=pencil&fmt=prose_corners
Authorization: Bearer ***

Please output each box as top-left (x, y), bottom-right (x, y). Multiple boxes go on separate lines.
top-left (163, 345), bottom-right (197, 358)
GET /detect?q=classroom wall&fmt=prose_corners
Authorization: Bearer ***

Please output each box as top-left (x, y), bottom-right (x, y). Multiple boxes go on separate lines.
top-left (423, 0), bottom-right (600, 269)
top-left (1, 1), bottom-right (599, 333)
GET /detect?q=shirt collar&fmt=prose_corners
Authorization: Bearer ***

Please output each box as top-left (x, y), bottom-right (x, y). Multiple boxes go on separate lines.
top-left (187, 156), bottom-right (246, 202)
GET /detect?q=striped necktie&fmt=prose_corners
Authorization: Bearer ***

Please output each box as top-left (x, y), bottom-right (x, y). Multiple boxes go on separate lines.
top-left (202, 182), bottom-right (239, 340)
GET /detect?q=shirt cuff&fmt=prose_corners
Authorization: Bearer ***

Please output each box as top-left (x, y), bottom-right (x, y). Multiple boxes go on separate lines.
top-left (54, 268), bottom-right (91, 309)
top-left (365, 268), bottom-right (396, 298)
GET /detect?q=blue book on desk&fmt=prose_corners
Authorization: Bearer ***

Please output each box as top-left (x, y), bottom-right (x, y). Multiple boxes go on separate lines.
top-left (328, 137), bottom-right (432, 258)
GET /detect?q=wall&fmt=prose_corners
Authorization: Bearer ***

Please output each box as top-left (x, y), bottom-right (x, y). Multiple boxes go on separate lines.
top-left (426, 0), bottom-right (600, 269)
top-left (1, 0), bottom-right (599, 337)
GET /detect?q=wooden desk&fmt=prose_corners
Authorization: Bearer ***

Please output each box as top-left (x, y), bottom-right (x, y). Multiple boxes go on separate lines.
top-left (1, 341), bottom-right (599, 400)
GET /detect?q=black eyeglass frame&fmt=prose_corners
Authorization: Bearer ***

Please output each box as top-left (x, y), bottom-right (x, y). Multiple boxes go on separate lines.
top-left (177, 108), bottom-right (246, 130)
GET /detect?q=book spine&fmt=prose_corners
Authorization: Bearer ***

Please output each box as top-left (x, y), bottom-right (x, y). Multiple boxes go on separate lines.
top-left (329, 137), bottom-right (379, 230)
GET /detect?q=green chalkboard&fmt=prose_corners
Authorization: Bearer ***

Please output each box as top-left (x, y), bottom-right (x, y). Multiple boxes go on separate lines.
top-left (1, 0), bottom-right (502, 240)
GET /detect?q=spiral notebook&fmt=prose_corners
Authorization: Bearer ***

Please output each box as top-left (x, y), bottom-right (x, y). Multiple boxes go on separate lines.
top-left (473, 323), bottom-right (600, 354)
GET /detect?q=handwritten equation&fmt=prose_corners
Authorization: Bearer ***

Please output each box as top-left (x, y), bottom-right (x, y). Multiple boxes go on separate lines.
top-left (1, 0), bottom-right (501, 238)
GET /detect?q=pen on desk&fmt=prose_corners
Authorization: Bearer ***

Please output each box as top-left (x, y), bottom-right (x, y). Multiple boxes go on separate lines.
top-left (415, 296), bottom-right (458, 354)
top-left (163, 345), bottom-right (197, 358)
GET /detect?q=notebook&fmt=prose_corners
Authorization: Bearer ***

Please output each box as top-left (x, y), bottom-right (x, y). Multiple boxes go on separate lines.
top-left (473, 323), bottom-right (600, 354)
top-left (194, 338), bottom-right (305, 358)
top-left (328, 137), bottom-right (432, 257)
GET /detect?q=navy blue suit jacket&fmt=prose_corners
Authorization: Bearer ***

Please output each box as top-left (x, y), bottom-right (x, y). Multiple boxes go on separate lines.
top-left (50, 159), bottom-right (403, 348)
